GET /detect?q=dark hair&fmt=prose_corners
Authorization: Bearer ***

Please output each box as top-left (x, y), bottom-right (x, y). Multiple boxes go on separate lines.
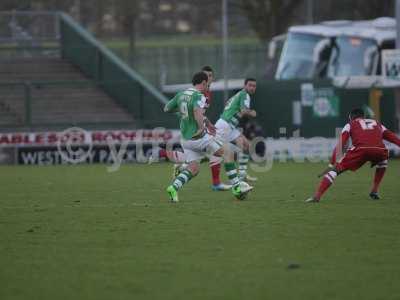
top-left (349, 108), bottom-right (365, 120)
top-left (192, 71), bottom-right (209, 85)
top-left (201, 66), bottom-right (214, 73)
top-left (245, 78), bottom-right (256, 85)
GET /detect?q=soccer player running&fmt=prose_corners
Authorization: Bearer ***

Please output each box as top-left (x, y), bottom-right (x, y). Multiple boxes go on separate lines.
top-left (214, 78), bottom-right (258, 182)
top-left (154, 66), bottom-right (231, 191)
top-left (306, 108), bottom-right (400, 203)
top-left (164, 72), bottom-right (252, 202)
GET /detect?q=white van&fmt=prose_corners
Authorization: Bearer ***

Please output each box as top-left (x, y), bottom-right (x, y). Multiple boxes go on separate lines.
top-left (274, 17), bottom-right (396, 80)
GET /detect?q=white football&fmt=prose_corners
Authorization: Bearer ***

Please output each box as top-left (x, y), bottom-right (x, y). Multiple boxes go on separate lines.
top-left (239, 181), bottom-right (253, 193)
top-left (237, 181), bottom-right (253, 200)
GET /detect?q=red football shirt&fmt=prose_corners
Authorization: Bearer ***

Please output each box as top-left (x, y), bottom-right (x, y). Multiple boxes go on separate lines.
top-left (330, 118), bottom-right (400, 164)
top-left (344, 118), bottom-right (386, 148)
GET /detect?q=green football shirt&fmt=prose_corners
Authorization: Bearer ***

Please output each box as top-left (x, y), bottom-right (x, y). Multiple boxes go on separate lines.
top-left (221, 89), bottom-right (251, 127)
top-left (165, 88), bottom-right (206, 140)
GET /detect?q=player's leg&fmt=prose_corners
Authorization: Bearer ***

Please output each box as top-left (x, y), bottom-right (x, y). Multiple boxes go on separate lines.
top-left (220, 142), bottom-right (253, 199)
top-left (209, 155), bottom-right (231, 191)
top-left (166, 140), bottom-right (202, 202)
top-left (148, 147), bottom-right (188, 178)
top-left (166, 156), bottom-right (199, 203)
top-left (168, 150), bottom-right (188, 179)
top-left (234, 134), bottom-right (250, 179)
top-left (149, 147), bottom-right (186, 163)
top-left (166, 150), bottom-right (186, 163)
top-left (209, 155), bottom-right (222, 186)
top-left (368, 149), bottom-right (389, 200)
top-left (209, 119), bottom-right (233, 191)
top-left (233, 134), bottom-right (257, 182)
top-left (215, 119), bottom-right (255, 184)
top-left (309, 168), bottom-right (339, 202)
top-left (167, 160), bottom-right (199, 202)
top-left (199, 132), bottom-right (251, 199)
top-left (220, 144), bottom-right (239, 188)
top-left (161, 149), bottom-right (188, 178)
top-left (306, 148), bottom-right (365, 203)
top-left (370, 160), bottom-right (387, 200)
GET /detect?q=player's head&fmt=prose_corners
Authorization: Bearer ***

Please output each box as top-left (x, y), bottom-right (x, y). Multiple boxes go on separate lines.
top-left (201, 65), bottom-right (214, 84)
top-left (244, 78), bottom-right (257, 95)
top-left (349, 108), bottom-right (365, 121)
top-left (192, 71), bottom-right (209, 92)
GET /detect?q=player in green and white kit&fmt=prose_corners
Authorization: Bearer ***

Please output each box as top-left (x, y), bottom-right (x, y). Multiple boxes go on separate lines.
top-left (164, 72), bottom-right (252, 202)
top-left (215, 78), bottom-right (258, 182)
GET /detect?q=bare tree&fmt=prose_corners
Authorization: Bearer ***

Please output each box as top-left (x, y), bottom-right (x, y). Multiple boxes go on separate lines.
top-left (239, 0), bottom-right (304, 40)
top-left (314, 0), bottom-right (394, 22)
top-left (353, 0), bottom-right (394, 19)
top-left (240, 0), bottom-right (395, 41)
top-left (115, 0), bottom-right (141, 65)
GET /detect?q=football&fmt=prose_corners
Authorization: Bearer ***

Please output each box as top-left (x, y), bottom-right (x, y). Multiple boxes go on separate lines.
top-left (237, 181), bottom-right (253, 200)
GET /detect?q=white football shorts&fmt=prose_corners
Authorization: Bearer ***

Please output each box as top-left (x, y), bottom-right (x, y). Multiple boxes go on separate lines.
top-left (215, 118), bottom-right (241, 143)
top-left (181, 133), bottom-right (223, 162)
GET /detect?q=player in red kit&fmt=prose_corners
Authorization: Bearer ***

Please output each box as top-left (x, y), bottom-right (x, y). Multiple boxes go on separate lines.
top-left (306, 108), bottom-right (400, 203)
top-left (151, 66), bottom-right (231, 191)
top-left (201, 66), bottom-right (231, 191)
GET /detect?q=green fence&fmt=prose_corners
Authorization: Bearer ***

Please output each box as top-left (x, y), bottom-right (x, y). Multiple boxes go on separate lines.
top-left (1, 79), bottom-right (398, 136)
top-left (59, 13), bottom-right (176, 128)
top-left (241, 81), bottom-right (399, 137)
top-left (193, 80), bottom-right (398, 138)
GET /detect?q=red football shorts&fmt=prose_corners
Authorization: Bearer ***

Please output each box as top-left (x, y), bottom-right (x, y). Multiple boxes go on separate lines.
top-left (336, 147), bottom-right (389, 172)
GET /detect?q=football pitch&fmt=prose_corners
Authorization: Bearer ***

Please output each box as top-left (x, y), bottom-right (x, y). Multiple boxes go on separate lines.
top-left (1, 161), bottom-right (400, 300)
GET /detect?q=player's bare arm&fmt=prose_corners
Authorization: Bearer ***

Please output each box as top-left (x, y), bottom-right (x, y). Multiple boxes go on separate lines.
top-left (382, 128), bottom-right (400, 147)
top-left (204, 117), bottom-right (216, 135)
top-left (193, 107), bottom-right (205, 136)
top-left (239, 108), bottom-right (257, 118)
top-left (318, 124), bottom-right (351, 177)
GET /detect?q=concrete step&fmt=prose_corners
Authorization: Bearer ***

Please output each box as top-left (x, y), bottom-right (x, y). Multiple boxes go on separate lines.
top-left (0, 110), bottom-right (23, 124)
top-left (0, 57), bottom-right (134, 126)
top-left (32, 113), bottom-right (134, 123)
top-left (0, 74), bottom-right (88, 81)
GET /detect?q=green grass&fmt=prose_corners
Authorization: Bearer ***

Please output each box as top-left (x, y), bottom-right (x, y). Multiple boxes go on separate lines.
top-left (1, 161), bottom-right (400, 300)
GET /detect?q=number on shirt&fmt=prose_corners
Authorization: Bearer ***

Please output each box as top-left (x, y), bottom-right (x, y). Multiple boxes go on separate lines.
top-left (359, 119), bottom-right (377, 130)
top-left (179, 101), bottom-right (189, 119)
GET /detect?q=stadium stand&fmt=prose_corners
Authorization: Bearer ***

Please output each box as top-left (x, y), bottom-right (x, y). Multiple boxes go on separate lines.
top-left (0, 57), bottom-right (134, 127)
top-left (0, 83), bottom-right (25, 126)
top-left (0, 57), bottom-right (86, 81)
top-left (0, 11), bottom-right (172, 130)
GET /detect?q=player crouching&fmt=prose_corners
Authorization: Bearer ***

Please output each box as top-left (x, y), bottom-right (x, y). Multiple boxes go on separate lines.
top-left (306, 108), bottom-right (400, 203)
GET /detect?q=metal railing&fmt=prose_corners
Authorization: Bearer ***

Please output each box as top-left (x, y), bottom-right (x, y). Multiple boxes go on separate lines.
top-left (0, 81), bottom-right (141, 130)
top-left (58, 12), bottom-right (172, 128)
top-left (0, 11), bottom-right (175, 130)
